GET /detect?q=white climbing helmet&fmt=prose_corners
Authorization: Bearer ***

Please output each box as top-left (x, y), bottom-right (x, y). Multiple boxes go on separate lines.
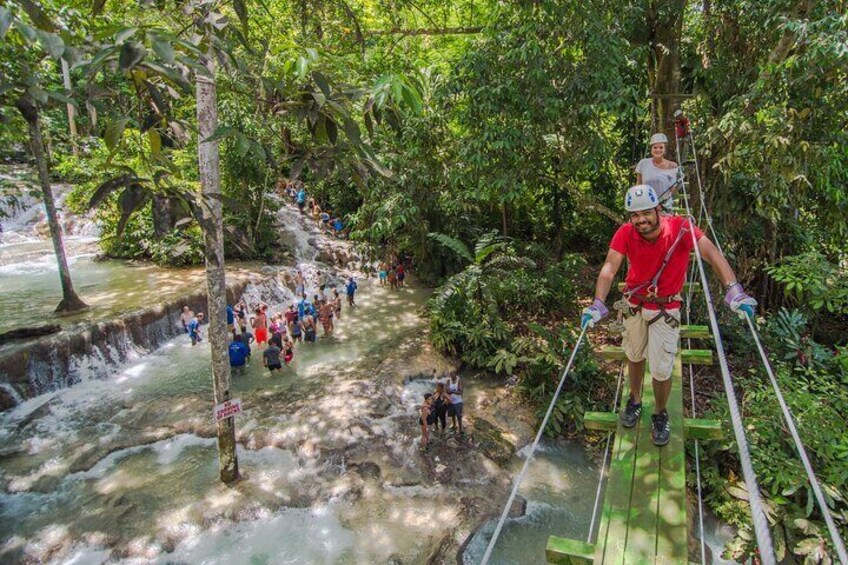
top-left (649, 133), bottom-right (668, 146)
top-left (625, 184), bottom-right (659, 212)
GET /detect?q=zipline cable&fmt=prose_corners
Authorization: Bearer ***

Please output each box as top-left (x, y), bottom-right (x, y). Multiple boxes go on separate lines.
top-left (744, 315), bottom-right (848, 564)
top-left (678, 133), bottom-right (709, 565)
top-left (586, 362), bottom-right (626, 543)
top-left (683, 121), bottom-right (848, 563)
top-left (480, 325), bottom-right (589, 565)
top-left (674, 133), bottom-right (777, 565)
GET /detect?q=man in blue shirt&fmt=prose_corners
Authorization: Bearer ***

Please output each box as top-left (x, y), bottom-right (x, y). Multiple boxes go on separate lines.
top-left (188, 312), bottom-right (204, 345)
top-left (346, 277), bottom-right (358, 307)
top-left (296, 185), bottom-right (307, 214)
top-left (228, 336), bottom-right (249, 373)
top-left (226, 305), bottom-right (235, 339)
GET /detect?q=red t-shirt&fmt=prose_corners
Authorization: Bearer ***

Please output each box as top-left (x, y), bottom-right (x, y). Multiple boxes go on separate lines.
top-left (609, 215), bottom-right (704, 309)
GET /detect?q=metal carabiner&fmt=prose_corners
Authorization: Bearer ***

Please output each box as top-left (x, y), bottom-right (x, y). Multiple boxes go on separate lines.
top-left (646, 284), bottom-right (658, 298)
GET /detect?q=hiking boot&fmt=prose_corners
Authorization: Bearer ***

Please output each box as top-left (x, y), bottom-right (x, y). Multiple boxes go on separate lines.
top-left (651, 410), bottom-right (670, 447)
top-left (620, 398), bottom-right (642, 428)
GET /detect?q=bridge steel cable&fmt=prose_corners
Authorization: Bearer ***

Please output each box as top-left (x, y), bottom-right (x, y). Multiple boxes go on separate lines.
top-left (586, 362), bottom-right (626, 543)
top-left (682, 124), bottom-right (848, 564)
top-left (674, 133), bottom-right (777, 565)
top-left (480, 325), bottom-right (589, 565)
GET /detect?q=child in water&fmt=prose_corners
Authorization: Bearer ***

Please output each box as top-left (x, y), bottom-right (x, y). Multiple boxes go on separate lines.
top-left (419, 393), bottom-right (433, 452)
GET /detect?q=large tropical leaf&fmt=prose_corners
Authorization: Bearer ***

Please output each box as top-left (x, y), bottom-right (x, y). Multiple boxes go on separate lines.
top-left (88, 172), bottom-right (142, 210)
top-left (115, 183), bottom-right (151, 235)
top-left (428, 232), bottom-right (473, 264)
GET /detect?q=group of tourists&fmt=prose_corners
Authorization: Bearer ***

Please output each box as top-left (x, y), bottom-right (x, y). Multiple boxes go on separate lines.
top-left (180, 270), bottom-right (360, 376)
top-left (279, 181), bottom-right (346, 238)
top-left (377, 260), bottom-right (406, 290)
top-left (418, 373), bottom-right (465, 452)
top-left (581, 127), bottom-right (756, 447)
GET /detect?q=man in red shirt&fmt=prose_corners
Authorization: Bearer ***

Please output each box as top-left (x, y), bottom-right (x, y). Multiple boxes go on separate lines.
top-left (581, 185), bottom-right (756, 446)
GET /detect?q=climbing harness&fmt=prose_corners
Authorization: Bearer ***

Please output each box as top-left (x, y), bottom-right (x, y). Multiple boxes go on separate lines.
top-left (480, 325), bottom-right (589, 565)
top-left (676, 119), bottom-right (847, 564)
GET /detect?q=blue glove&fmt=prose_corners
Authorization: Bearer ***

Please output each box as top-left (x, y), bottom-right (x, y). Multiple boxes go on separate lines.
top-left (724, 283), bottom-right (757, 319)
top-left (581, 298), bottom-right (609, 329)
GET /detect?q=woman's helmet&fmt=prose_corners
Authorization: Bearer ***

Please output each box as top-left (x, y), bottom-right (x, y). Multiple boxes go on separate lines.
top-left (649, 133), bottom-right (668, 146)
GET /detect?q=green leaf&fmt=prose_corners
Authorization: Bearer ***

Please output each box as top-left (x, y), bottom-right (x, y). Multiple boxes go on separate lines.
top-left (234, 134), bottom-right (250, 159)
top-left (28, 86), bottom-right (49, 104)
top-left (87, 45), bottom-right (119, 69)
top-left (45, 90), bottom-right (78, 107)
top-left (151, 35), bottom-right (175, 65)
top-left (233, 0), bottom-right (248, 28)
top-left (429, 232), bottom-right (474, 264)
top-left (13, 19), bottom-right (36, 43)
top-left (104, 117), bottom-right (130, 152)
top-left (36, 29), bottom-right (64, 59)
top-left (115, 27), bottom-right (138, 44)
top-left (401, 84), bottom-right (423, 114)
top-left (91, 0), bottom-right (107, 16)
top-left (0, 7), bottom-right (12, 40)
top-left (147, 129), bottom-right (161, 155)
top-left (202, 125), bottom-right (236, 143)
top-left (119, 41), bottom-right (146, 70)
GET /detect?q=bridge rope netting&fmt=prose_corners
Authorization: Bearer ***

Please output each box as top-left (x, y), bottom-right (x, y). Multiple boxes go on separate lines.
top-left (674, 118), bottom-right (848, 565)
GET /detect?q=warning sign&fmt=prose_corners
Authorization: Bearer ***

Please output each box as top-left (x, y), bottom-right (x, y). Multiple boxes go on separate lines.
top-left (214, 398), bottom-right (243, 422)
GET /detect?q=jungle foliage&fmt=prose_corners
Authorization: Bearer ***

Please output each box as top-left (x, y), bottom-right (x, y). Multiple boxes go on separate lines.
top-left (1, 0), bottom-right (846, 560)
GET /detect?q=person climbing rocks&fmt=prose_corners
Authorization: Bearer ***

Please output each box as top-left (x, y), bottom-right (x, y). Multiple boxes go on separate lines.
top-left (228, 335), bottom-right (250, 373)
top-left (581, 184), bottom-right (757, 447)
top-left (235, 300), bottom-right (248, 334)
top-left (180, 306), bottom-right (194, 333)
top-left (346, 277), bottom-right (358, 307)
top-left (635, 133), bottom-right (679, 212)
top-left (432, 381), bottom-right (450, 435)
top-left (296, 185), bottom-right (307, 214)
top-left (188, 312), bottom-right (204, 346)
top-left (333, 289), bottom-right (342, 320)
top-left (263, 340), bottom-right (283, 373)
top-left (294, 271), bottom-right (305, 297)
top-left (332, 216), bottom-right (344, 238)
top-left (447, 374), bottom-right (464, 436)
top-left (419, 393), bottom-right (434, 451)
top-left (312, 200), bottom-right (322, 223)
top-left (253, 306), bottom-right (268, 345)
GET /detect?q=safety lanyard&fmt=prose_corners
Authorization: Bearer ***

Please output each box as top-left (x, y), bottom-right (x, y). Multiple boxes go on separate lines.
top-left (625, 220), bottom-right (691, 299)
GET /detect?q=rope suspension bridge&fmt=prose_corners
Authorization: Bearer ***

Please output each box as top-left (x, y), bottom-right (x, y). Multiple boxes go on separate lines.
top-left (479, 115), bottom-right (848, 565)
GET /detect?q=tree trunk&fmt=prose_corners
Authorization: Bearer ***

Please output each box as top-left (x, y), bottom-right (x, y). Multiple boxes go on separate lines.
top-left (151, 195), bottom-right (175, 237)
top-left (501, 202), bottom-right (508, 238)
top-left (15, 95), bottom-right (88, 314)
top-left (196, 44), bottom-right (239, 484)
top-left (647, 0), bottom-right (685, 148)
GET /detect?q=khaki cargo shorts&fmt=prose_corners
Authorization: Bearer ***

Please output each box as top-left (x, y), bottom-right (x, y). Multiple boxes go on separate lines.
top-left (622, 305), bottom-right (681, 382)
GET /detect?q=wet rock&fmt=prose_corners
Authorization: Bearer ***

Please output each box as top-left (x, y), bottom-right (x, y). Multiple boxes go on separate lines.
top-left (351, 461), bottom-right (381, 480)
top-left (30, 474), bottom-right (63, 493)
top-left (470, 417), bottom-right (515, 465)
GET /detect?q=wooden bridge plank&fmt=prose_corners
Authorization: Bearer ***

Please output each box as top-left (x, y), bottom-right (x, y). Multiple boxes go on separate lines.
top-left (655, 354), bottom-right (689, 564)
top-left (600, 347), bottom-right (713, 366)
top-left (546, 537), bottom-right (595, 564)
top-left (679, 325), bottom-right (710, 339)
top-left (594, 367), bottom-right (640, 564)
top-left (622, 366), bottom-right (661, 564)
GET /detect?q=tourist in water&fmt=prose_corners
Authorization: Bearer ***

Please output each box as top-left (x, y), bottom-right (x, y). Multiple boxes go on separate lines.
top-left (228, 335), bottom-right (249, 374)
top-left (312, 199), bottom-right (322, 223)
top-left (226, 304), bottom-right (236, 339)
top-left (294, 271), bottom-right (305, 297)
top-left (303, 311), bottom-right (317, 343)
top-left (263, 341), bottom-right (283, 374)
top-left (298, 294), bottom-right (308, 319)
top-left (188, 312), bottom-right (204, 346)
top-left (235, 300), bottom-right (248, 334)
top-left (290, 311), bottom-right (303, 343)
top-left (346, 276), bottom-right (358, 307)
top-left (319, 300), bottom-right (334, 336)
top-left (179, 306), bottom-right (194, 333)
top-left (240, 327), bottom-right (254, 356)
top-left (296, 186), bottom-right (307, 214)
top-left (447, 373), bottom-right (464, 436)
top-left (283, 336), bottom-right (294, 366)
top-left (396, 263), bottom-right (406, 288)
top-left (419, 393), bottom-right (434, 452)
top-left (378, 261), bottom-right (388, 286)
top-left (432, 382), bottom-right (450, 435)
top-left (333, 289), bottom-right (342, 320)
top-left (253, 306), bottom-right (268, 345)
top-left (268, 316), bottom-right (284, 348)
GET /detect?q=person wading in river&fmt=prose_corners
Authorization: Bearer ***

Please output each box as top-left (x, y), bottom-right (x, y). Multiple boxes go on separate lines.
top-left (582, 184), bottom-right (757, 446)
top-left (419, 393), bottom-right (435, 452)
top-left (431, 382), bottom-right (450, 436)
top-left (180, 306), bottom-right (194, 333)
top-left (188, 312), bottom-right (204, 345)
top-left (447, 374), bottom-right (464, 437)
top-left (263, 341), bottom-right (283, 374)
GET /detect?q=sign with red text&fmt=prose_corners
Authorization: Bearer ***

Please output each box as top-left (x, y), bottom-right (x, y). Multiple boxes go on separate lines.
top-left (214, 398), bottom-right (243, 422)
